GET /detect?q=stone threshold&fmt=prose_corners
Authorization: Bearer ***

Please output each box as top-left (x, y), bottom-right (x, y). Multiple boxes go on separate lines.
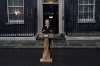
top-left (0, 36), bottom-right (100, 40)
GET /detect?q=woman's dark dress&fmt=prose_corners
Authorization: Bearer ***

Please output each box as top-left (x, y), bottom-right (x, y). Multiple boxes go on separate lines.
top-left (41, 25), bottom-right (53, 34)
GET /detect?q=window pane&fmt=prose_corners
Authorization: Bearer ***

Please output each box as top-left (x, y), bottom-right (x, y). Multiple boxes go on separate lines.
top-left (79, 12), bottom-right (84, 19)
top-left (15, 7), bottom-right (23, 14)
top-left (8, 0), bottom-right (13, 6)
top-left (9, 7), bottom-right (23, 14)
top-left (84, 5), bottom-right (88, 11)
top-left (84, 0), bottom-right (88, 4)
top-left (8, 0), bottom-right (23, 6)
top-left (79, 5), bottom-right (84, 11)
top-left (9, 7), bottom-right (14, 14)
top-left (89, 12), bottom-right (93, 19)
top-left (89, 5), bottom-right (93, 11)
top-left (79, 0), bottom-right (84, 4)
top-left (9, 14), bottom-right (24, 20)
top-left (14, 0), bottom-right (19, 6)
top-left (19, 0), bottom-right (23, 6)
top-left (84, 12), bottom-right (89, 19)
top-left (89, 0), bottom-right (94, 4)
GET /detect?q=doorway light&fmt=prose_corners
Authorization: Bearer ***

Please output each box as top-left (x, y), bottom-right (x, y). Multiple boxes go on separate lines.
top-left (43, 0), bottom-right (58, 3)
top-left (49, 16), bottom-right (53, 19)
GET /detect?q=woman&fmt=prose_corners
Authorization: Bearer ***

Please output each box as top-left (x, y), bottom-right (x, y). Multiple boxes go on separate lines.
top-left (41, 19), bottom-right (53, 34)
top-left (41, 19), bottom-right (53, 50)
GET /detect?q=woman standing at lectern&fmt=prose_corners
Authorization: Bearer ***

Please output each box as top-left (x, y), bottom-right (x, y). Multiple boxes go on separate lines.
top-left (41, 19), bottom-right (53, 50)
top-left (41, 19), bottom-right (53, 34)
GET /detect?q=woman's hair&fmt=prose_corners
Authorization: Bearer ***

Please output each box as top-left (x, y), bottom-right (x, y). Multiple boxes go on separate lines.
top-left (45, 19), bottom-right (49, 22)
top-left (45, 19), bottom-right (50, 24)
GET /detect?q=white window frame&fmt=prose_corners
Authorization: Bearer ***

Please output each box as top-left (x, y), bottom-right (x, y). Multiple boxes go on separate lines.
top-left (78, 0), bottom-right (96, 23)
top-left (7, 0), bottom-right (24, 24)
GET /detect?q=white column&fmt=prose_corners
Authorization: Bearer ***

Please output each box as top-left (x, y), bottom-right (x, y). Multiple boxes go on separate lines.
top-left (62, 0), bottom-right (64, 32)
top-left (37, 0), bottom-right (43, 33)
top-left (59, 0), bottom-right (64, 34)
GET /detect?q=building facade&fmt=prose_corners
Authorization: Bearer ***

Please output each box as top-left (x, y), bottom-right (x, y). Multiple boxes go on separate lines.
top-left (0, 0), bottom-right (100, 37)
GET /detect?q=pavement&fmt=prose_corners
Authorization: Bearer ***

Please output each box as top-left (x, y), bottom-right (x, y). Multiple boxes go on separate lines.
top-left (0, 39), bottom-right (100, 48)
top-left (0, 48), bottom-right (100, 66)
top-left (0, 38), bottom-right (100, 66)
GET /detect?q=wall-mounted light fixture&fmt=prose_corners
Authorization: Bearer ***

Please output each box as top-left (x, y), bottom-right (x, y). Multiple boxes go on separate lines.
top-left (43, 0), bottom-right (58, 3)
top-left (49, 16), bottom-right (53, 19)
top-left (14, 11), bottom-right (20, 15)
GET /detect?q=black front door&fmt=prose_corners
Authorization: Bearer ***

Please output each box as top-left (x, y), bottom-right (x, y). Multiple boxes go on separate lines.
top-left (43, 4), bottom-right (59, 34)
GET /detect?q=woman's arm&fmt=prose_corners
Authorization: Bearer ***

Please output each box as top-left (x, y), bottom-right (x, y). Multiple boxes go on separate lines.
top-left (49, 26), bottom-right (53, 33)
top-left (41, 26), bottom-right (45, 33)
top-left (50, 30), bottom-right (53, 33)
top-left (41, 29), bottom-right (45, 33)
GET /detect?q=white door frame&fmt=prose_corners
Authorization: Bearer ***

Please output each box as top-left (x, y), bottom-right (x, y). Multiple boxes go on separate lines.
top-left (37, 0), bottom-right (64, 34)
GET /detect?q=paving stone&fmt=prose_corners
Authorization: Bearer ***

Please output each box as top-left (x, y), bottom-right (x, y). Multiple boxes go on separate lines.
top-left (1, 46), bottom-right (15, 48)
top-left (53, 44), bottom-right (68, 46)
top-left (0, 40), bottom-right (8, 43)
top-left (0, 41), bottom-right (7, 46)
top-left (85, 43), bottom-right (98, 46)
top-left (52, 40), bottom-right (66, 44)
top-left (69, 43), bottom-right (83, 46)
top-left (7, 41), bottom-right (22, 44)
top-left (36, 40), bottom-right (44, 42)
top-left (37, 43), bottom-right (44, 46)
top-left (97, 42), bottom-right (100, 45)
top-left (82, 41), bottom-right (97, 44)
top-left (0, 43), bottom-right (5, 46)
top-left (68, 40), bottom-right (97, 43)
top-left (23, 43), bottom-right (36, 46)
top-left (22, 42), bottom-right (36, 46)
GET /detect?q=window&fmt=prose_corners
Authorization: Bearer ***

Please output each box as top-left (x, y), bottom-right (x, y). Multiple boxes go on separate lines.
top-left (78, 0), bottom-right (95, 23)
top-left (7, 0), bottom-right (24, 24)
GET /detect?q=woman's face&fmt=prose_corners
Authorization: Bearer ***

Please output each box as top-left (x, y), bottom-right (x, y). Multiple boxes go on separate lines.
top-left (45, 20), bottom-right (50, 25)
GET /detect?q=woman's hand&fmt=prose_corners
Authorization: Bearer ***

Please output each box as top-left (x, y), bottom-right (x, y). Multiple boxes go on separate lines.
top-left (50, 30), bottom-right (53, 33)
top-left (42, 30), bottom-right (45, 32)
